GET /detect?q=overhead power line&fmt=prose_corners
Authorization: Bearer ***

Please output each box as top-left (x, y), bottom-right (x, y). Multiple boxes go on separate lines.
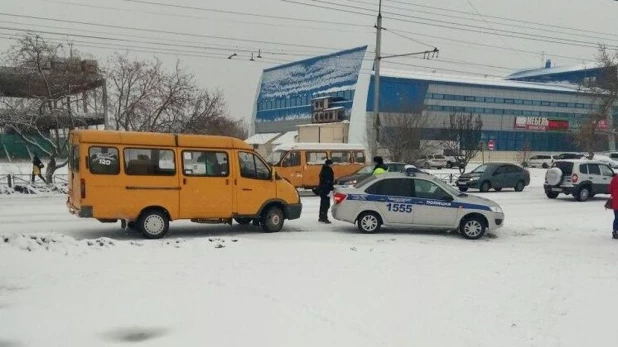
top-left (22, 0), bottom-right (372, 33)
top-left (283, 0), bottom-right (618, 49)
top-left (386, 0), bottom-right (618, 40)
top-left (341, 0), bottom-right (618, 45)
top-left (0, 12), bottom-right (354, 52)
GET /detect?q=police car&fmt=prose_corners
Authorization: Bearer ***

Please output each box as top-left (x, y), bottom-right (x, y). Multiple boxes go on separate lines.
top-left (331, 171), bottom-right (505, 239)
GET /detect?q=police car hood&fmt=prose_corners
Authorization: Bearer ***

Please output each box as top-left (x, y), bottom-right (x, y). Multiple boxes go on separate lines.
top-left (457, 193), bottom-right (500, 208)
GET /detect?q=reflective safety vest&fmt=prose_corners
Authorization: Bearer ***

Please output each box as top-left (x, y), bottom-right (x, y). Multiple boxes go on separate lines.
top-left (373, 167), bottom-right (387, 175)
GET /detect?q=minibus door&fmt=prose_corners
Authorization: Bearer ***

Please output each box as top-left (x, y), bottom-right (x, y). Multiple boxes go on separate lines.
top-left (179, 150), bottom-right (233, 219)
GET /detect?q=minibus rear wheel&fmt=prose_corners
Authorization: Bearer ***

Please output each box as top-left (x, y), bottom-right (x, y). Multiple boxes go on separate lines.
top-left (138, 209), bottom-right (170, 239)
top-left (260, 206), bottom-right (284, 233)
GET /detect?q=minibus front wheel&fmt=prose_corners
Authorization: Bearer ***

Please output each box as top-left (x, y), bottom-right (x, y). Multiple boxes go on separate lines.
top-left (260, 206), bottom-right (284, 233)
top-left (137, 208), bottom-right (170, 239)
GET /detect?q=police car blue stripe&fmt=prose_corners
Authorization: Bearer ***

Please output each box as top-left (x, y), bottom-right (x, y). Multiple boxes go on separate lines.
top-left (345, 194), bottom-right (492, 211)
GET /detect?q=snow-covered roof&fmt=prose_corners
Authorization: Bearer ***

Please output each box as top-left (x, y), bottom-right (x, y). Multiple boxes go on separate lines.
top-left (245, 132), bottom-right (281, 145)
top-left (271, 131), bottom-right (298, 145)
top-left (506, 63), bottom-right (601, 80)
top-left (379, 68), bottom-right (582, 93)
top-left (257, 46), bottom-right (367, 99)
top-left (273, 142), bottom-right (366, 152)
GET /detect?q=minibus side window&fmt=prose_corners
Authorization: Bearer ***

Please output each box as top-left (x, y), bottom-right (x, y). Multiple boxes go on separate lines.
top-left (331, 151), bottom-right (351, 164)
top-left (89, 146), bottom-right (120, 175)
top-left (238, 152), bottom-right (271, 180)
top-left (281, 151), bottom-right (301, 167)
top-left (182, 151), bottom-right (229, 177)
top-left (306, 151), bottom-right (328, 165)
top-left (354, 151), bottom-right (366, 164)
top-left (124, 148), bottom-right (176, 176)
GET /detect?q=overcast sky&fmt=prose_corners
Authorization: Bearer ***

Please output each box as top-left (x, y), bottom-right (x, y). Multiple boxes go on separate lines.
top-left (1, 0), bottom-right (617, 130)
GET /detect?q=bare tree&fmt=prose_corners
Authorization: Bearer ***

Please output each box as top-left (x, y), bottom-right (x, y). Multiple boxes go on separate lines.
top-left (106, 53), bottom-right (246, 138)
top-left (575, 46), bottom-right (618, 153)
top-left (515, 140), bottom-right (532, 167)
top-left (440, 112), bottom-right (483, 173)
top-left (0, 34), bottom-right (102, 183)
top-left (379, 113), bottom-right (429, 162)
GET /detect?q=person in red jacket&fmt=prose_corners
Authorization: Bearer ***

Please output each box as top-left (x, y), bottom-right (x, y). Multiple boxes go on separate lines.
top-left (609, 173), bottom-right (618, 239)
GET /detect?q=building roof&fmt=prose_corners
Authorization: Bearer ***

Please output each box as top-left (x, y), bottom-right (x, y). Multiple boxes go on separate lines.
top-left (244, 132), bottom-right (281, 145)
top-left (506, 63), bottom-right (601, 80)
top-left (257, 46), bottom-right (367, 100)
top-left (379, 68), bottom-right (582, 93)
top-left (271, 130), bottom-right (298, 145)
top-left (273, 142), bottom-right (365, 152)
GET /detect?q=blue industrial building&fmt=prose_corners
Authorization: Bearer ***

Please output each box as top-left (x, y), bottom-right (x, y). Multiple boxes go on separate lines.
top-left (251, 46), bottom-right (614, 153)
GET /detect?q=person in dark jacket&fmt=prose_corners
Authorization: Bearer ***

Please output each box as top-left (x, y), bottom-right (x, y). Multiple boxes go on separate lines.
top-left (31, 154), bottom-right (46, 184)
top-left (372, 156), bottom-right (388, 175)
top-left (609, 173), bottom-right (618, 239)
top-left (318, 159), bottom-right (335, 223)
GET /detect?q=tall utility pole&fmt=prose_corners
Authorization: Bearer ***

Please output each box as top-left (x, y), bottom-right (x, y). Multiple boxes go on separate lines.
top-left (371, 0), bottom-right (382, 158)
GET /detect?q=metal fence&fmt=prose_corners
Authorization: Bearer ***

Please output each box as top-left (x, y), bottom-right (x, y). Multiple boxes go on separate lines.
top-left (0, 173), bottom-right (68, 188)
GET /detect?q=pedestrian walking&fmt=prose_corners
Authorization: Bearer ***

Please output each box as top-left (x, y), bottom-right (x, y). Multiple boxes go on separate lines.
top-left (31, 154), bottom-right (46, 184)
top-left (318, 158), bottom-right (334, 223)
top-left (609, 172), bottom-right (618, 239)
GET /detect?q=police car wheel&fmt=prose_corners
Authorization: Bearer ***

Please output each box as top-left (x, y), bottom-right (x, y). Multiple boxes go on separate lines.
top-left (357, 212), bottom-right (382, 233)
top-left (459, 216), bottom-right (487, 240)
top-left (260, 206), bottom-right (284, 233)
top-left (446, 162), bottom-right (453, 168)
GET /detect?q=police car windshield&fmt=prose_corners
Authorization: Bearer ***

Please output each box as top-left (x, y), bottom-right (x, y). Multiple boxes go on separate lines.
top-left (355, 165), bottom-right (375, 175)
top-left (471, 164), bottom-right (488, 173)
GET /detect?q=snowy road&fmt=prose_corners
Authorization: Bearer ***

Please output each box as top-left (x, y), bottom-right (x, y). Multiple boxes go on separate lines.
top-left (2, 169), bottom-right (618, 346)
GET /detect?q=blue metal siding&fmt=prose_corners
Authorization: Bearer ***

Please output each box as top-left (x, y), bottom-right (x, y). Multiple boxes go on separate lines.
top-left (366, 76), bottom-right (429, 113)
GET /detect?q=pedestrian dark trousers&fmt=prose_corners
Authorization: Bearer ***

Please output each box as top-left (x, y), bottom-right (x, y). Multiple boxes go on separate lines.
top-left (319, 194), bottom-right (331, 220)
top-left (613, 210), bottom-right (618, 231)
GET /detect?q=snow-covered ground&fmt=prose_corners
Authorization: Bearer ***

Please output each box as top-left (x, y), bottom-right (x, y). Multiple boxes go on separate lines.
top-left (1, 168), bottom-right (618, 346)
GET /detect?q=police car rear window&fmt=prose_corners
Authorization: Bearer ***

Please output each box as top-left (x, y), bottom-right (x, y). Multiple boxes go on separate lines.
top-left (354, 175), bottom-right (377, 188)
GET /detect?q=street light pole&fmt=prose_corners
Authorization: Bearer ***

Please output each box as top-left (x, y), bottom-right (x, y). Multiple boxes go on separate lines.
top-left (371, 0), bottom-right (382, 158)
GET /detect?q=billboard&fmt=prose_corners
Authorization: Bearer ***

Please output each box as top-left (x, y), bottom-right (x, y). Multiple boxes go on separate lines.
top-left (514, 116), bottom-right (569, 131)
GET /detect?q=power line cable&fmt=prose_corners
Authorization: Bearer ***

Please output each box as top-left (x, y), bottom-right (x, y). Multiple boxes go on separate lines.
top-left (284, 0), bottom-right (617, 49)
top-left (387, 0), bottom-right (618, 40)
top-left (0, 12), bottom-right (356, 52)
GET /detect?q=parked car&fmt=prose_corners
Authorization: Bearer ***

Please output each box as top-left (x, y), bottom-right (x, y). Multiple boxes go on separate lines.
top-left (415, 155), bottom-right (447, 169)
top-left (527, 154), bottom-right (556, 168)
top-left (591, 153), bottom-right (618, 169)
top-left (554, 152), bottom-right (585, 160)
top-left (443, 155), bottom-right (466, 169)
top-left (334, 162), bottom-right (408, 188)
top-left (331, 171), bottom-right (505, 239)
top-left (456, 163), bottom-right (530, 192)
top-left (544, 159), bottom-right (615, 201)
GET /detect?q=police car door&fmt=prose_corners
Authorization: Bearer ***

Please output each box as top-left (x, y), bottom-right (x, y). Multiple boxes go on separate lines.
top-left (412, 178), bottom-right (458, 227)
top-left (365, 177), bottom-right (415, 225)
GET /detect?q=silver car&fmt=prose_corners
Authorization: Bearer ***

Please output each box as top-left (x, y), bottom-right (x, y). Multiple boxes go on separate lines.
top-left (331, 172), bottom-right (505, 239)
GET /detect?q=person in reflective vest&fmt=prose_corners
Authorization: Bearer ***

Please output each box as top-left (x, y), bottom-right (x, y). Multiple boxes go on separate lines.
top-left (372, 156), bottom-right (388, 175)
